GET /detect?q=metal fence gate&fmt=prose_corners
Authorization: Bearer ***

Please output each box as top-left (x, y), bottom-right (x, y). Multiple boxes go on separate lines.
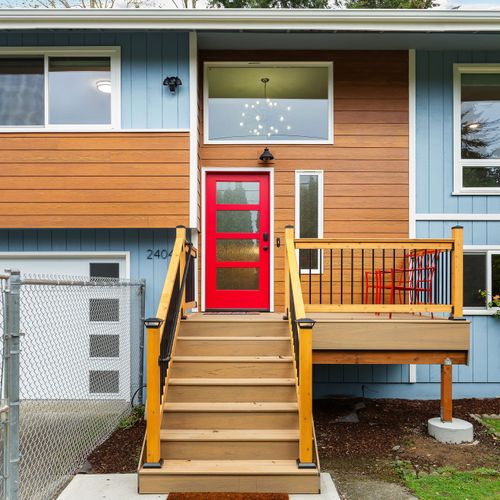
top-left (0, 270), bottom-right (145, 500)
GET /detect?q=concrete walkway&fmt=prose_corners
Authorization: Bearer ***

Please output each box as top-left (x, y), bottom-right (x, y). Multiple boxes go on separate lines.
top-left (58, 472), bottom-right (340, 500)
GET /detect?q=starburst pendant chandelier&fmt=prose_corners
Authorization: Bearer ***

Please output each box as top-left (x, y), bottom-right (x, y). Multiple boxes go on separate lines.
top-left (239, 77), bottom-right (292, 138)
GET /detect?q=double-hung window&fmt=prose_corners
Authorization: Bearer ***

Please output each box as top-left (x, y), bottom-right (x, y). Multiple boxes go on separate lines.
top-left (205, 62), bottom-right (333, 144)
top-left (0, 48), bottom-right (120, 130)
top-left (463, 250), bottom-right (500, 313)
top-left (295, 171), bottom-right (324, 273)
top-left (454, 65), bottom-right (500, 192)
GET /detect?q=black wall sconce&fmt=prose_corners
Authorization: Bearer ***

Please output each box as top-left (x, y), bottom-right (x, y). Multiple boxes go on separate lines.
top-left (259, 147), bottom-right (274, 162)
top-left (163, 76), bottom-right (182, 93)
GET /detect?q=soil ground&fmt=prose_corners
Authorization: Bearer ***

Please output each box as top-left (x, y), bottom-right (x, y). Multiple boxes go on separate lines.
top-left (87, 398), bottom-right (499, 499)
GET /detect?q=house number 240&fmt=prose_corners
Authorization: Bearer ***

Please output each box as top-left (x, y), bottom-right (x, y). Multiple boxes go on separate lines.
top-left (146, 249), bottom-right (173, 260)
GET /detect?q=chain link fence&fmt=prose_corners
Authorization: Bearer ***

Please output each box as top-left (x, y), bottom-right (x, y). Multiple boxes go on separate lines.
top-left (0, 270), bottom-right (145, 500)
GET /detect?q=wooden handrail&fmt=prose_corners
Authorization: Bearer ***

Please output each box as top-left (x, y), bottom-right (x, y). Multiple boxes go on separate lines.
top-left (285, 226), bottom-right (314, 467)
top-left (144, 226), bottom-right (197, 468)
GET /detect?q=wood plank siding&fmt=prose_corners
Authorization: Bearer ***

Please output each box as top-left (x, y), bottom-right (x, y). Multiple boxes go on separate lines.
top-left (199, 51), bottom-right (409, 310)
top-left (0, 132), bottom-right (190, 228)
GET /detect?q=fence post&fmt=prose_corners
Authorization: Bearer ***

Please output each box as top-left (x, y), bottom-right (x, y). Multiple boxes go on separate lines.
top-left (143, 318), bottom-right (163, 469)
top-left (450, 226), bottom-right (465, 320)
top-left (4, 269), bottom-right (21, 500)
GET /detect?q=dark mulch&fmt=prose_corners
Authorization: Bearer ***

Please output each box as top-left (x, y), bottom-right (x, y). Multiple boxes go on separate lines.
top-left (315, 397), bottom-right (500, 486)
top-left (87, 418), bottom-right (145, 473)
top-left (168, 494), bottom-right (288, 500)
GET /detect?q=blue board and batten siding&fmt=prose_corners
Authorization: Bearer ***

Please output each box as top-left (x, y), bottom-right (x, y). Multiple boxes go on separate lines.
top-left (314, 50), bottom-right (500, 400)
top-left (0, 30), bottom-right (190, 129)
top-left (0, 229), bottom-right (177, 319)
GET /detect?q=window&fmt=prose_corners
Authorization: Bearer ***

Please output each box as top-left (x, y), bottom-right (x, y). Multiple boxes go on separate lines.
top-left (295, 171), bottom-right (324, 273)
top-left (0, 48), bottom-right (120, 130)
top-left (454, 65), bottom-right (500, 192)
top-left (463, 250), bottom-right (500, 313)
top-left (205, 62), bottom-right (333, 144)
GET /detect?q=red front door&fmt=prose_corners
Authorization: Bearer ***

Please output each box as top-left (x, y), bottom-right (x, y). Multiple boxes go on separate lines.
top-left (205, 172), bottom-right (270, 311)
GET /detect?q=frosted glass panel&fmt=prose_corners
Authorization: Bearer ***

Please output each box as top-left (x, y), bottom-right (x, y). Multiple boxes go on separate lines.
top-left (216, 268), bottom-right (259, 290)
top-left (49, 57), bottom-right (111, 125)
top-left (0, 57), bottom-right (44, 126)
top-left (217, 239), bottom-right (259, 262)
top-left (216, 210), bottom-right (259, 233)
top-left (216, 181), bottom-right (259, 204)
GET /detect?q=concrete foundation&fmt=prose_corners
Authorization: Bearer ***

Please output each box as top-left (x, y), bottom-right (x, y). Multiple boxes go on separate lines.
top-left (428, 417), bottom-right (474, 444)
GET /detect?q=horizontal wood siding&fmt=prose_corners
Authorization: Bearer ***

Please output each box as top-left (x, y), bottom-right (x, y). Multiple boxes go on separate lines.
top-left (0, 132), bottom-right (190, 228)
top-left (199, 51), bottom-right (409, 310)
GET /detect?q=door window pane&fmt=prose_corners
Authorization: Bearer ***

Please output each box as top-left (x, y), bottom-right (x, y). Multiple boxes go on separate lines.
top-left (89, 370), bottom-right (119, 394)
top-left (217, 239), bottom-right (259, 262)
top-left (216, 210), bottom-right (259, 233)
top-left (90, 262), bottom-right (120, 279)
top-left (461, 73), bottom-right (500, 160)
top-left (49, 57), bottom-right (111, 125)
top-left (463, 254), bottom-right (486, 308)
top-left (89, 298), bottom-right (120, 322)
top-left (216, 181), bottom-right (260, 204)
top-left (0, 57), bottom-right (44, 126)
top-left (216, 268), bottom-right (259, 290)
top-left (207, 65), bottom-right (330, 142)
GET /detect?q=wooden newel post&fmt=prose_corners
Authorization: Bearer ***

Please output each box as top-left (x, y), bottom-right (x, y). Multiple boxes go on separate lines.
top-left (450, 226), bottom-right (464, 320)
top-left (297, 318), bottom-right (315, 468)
top-left (440, 358), bottom-right (453, 423)
top-left (143, 318), bottom-right (164, 468)
top-left (176, 226), bottom-right (187, 318)
top-left (284, 226), bottom-right (294, 320)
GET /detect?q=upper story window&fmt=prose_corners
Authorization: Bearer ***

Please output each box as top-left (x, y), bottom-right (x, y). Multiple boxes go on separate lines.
top-left (0, 48), bottom-right (120, 131)
top-left (454, 65), bottom-right (500, 193)
top-left (463, 250), bottom-right (500, 313)
top-left (205, 62), bottom-right (333, 144)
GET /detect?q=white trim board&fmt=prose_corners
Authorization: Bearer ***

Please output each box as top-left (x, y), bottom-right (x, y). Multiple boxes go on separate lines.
top-left (203, 61), bottom-right (334, 146)
top-left (200, 167), bottom-right (275, 313)
top-left (416, 214), bottom-right (500, 221)
top-left (0, 46), bottom-right (121, 132)
top-left (189, 31), bottom-right (199, 230)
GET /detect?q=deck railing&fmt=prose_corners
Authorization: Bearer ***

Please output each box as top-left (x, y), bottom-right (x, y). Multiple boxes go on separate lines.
top-left (143, 226), bottom-right (197, 468)
top-left (284, 225), bottom-right (464, 466)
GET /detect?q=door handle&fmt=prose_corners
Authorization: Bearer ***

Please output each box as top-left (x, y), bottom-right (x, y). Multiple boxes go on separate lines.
top-left (263, 233), bottom-right (269, 242)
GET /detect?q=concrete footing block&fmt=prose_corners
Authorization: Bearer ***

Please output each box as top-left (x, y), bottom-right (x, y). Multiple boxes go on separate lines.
top-left (428, 417), bottom-right (474, 444)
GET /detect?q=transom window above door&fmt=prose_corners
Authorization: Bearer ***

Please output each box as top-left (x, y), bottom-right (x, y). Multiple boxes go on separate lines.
top-left (0, 48), bottom-right (120, 130)
top-left (205, 62), bottom-right (333, 144)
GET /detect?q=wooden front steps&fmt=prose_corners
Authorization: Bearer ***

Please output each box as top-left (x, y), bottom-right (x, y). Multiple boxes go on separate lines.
top-left (138, 317), bottom-right (320, 494)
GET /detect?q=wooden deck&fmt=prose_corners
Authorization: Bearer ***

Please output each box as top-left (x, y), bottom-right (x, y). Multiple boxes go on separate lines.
top-left (186, 312), bottom-right (470, 366)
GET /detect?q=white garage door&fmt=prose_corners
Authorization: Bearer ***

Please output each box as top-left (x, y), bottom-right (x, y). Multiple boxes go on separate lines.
top-left (0, 253), bottom-right (131, 401)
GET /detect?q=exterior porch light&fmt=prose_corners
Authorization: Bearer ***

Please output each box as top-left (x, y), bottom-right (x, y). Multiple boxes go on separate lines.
top-left (163, 76), bottom-right (182, 93)
top-left (259, 147), bottom-right (274, 162)
top-left (144, 317), bottom-right (164, 329)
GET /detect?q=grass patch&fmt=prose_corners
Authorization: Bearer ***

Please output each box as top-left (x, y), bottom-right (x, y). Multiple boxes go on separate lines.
top-left (395, 462), bottom-right (499, 500)
top-left (117, 405), bottom-right (144, 430)
top-left (481, 417), bottom-right (500, 436)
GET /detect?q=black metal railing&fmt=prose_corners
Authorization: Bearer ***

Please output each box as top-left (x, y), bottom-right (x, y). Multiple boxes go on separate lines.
top-left (289, 277), bottom-right (300, 379)
top-left (158, 243), bottom-right (195, 398)
top-left (298, 246), bottom-right (452, 308)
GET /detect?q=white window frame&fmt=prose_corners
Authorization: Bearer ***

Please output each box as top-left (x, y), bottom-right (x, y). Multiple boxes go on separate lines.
top-left (0, 46), bottom-right (121, 132)
top-left (453, 64), bottom-right (500, 195)
top-left (203, 61), bottom-right (334, 145)
top-left (295, 170), bottom-right (324, 274)
top-left (463, 246), bottom-right (500, 316)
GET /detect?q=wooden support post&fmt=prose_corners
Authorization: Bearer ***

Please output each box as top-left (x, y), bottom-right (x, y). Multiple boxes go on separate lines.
top-left (144, 323), bottom-right (162, 467)
top-left (299, 324), bottom-right (314, 466)
top-left (177, 226), bottom-right (187, 318)
top-left (284, 226), bottom-right (294, 320)
top-left (440, 359), bottom-right (453, 423)
top-left (450, 226), bottom-right (464, 320)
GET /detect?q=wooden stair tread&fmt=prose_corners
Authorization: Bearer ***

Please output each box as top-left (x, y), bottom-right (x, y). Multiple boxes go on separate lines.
top-left (168, 378), bottom-right (296, 386)
top-left (173, 356), bottom-right (293, 362)
top-left (140, 459), bottom-right (317, 476)
top-left (177, 336), bottom-right (289, 341)
top-left (160, 429), bottom-right (299, 441)
top-left (164, 402), bottom-right (298, 412)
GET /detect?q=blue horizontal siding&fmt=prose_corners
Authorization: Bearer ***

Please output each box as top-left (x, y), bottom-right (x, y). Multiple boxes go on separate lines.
top-left (0, 228), bottom-right (176, 318)
top-left (0, 30), bottom-right (190, 130)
